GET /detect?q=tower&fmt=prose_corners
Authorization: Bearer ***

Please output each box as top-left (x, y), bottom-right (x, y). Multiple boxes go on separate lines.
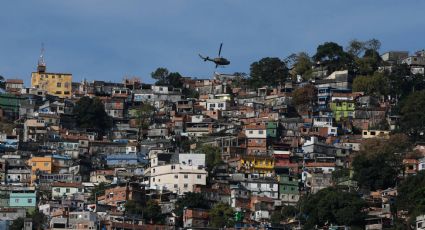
top-left (37, 44), bottom-right (46, 73)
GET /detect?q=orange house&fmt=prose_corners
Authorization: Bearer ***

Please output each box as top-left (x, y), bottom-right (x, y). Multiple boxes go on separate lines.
top-left (28, 156), bottom-right (53, 184)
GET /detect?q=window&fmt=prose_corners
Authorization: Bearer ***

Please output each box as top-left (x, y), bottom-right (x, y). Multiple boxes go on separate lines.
top-left (15, 199), bottom-right (19, 203)
top-left (152, 178), bottom-right (155, 182)
top-left (174, 175), bottom-right (178, 179)
top-left (44, 162), bottom-right (49, 167)
top-left (66, 188), bottom-right (70, 193)
top-left (171, 165), bottom-right (176, 170)
top-left (370, 131), bottom-right (376, 135)
top-left (363, 131), bottom-right (367, 135)
top-left (269, 183), bottom-right (273, 188)
top-left (28, 198), bottom-right (32, 203)
top-left (32, 162), bottom-right (36, 166)
top-left (57, 83), bottom-right (61, 87)
top-left (184, 184), bottom-right (188, 188)
top-left (259, 130), bottom-right (264, 134)
top-left (174, 184), bottom-right (178, 188)
top-left (54, 188), bottom-right (60, 192)
top-left (184, 174), bottom-right (188, 179)
top-left (249, 131), bottom-right (253, 134)
top-left (197, 175), bottom-right (202, 179)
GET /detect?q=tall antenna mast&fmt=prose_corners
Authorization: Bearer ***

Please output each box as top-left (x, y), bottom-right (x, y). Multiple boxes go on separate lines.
top-left (37, 43), bottom-right (46, 73)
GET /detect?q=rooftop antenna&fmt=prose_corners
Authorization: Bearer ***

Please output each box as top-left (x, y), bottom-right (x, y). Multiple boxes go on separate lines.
top-left (37, 43), bottom-right (46, 73)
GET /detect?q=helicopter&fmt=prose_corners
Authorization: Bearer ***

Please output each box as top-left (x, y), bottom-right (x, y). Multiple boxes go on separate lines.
top-left (199, 43), bottom-right (230, 68)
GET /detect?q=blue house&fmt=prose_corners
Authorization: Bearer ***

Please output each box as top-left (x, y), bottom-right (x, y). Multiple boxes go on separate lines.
top-left (106, 153), bottom-right (148, 167)
top-left (9, 191), bottom-right (36, 212)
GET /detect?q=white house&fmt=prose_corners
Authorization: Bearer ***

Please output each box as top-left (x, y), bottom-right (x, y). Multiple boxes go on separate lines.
top-left (150, 153), bottom-right (207, 195)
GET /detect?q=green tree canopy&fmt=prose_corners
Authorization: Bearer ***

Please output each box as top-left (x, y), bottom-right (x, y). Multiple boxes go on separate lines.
top-left (248, 57), bottom-right (289, 88)
top-left (125, 199), bottom-right (164, 224)
top-left (73, 96), bottom-right (112, 137)
top-left (135, 103), bottom-right (155, 141)
top-left (270, 205), bottom-right (298, 225)
top-left (352, 134), bottom-right (411, 190)
top-left (151, 67), bottom-right (169, 85)
top-left (355, 49), bottom-right (382, 76)
top-left (89, 182), bottom-right (107, 202)
top-left (198, 145), bottom-right (222, 172)
top-left (313, 42), bottom-right (353, 73)
top-left (352, 72), bottom-right (390, 95)
top-left (292, 52), bottom-right (313, 79)
top-left (0, 75), bottom-right (5, 89)
top-left (209, 202), bottom-right (235, 228)
top-left (301, 187), bottom-right (367, 229)
top-left (151, 67), bottom-right (184, 88)
top-left (396, 171), bottom-right (425, 227)
top-left (291, 84), bottom-right (317, 110)
top-left (400, 90), bottom-right (425, 140)
top-left (174, 192), bottom-right (209, 217)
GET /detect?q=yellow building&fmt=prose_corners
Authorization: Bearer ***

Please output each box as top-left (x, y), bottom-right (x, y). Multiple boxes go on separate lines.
top-left (28, 156), bottom-right (53, 184)
top-left (31, 52), bottom-right (72, 98)
top-left (239, 155), bottom-right (274, 174)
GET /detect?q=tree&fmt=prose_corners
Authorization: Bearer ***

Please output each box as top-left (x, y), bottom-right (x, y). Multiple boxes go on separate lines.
top-left (125, 199), bottom-right (164, 224)
top-left (167, 72), bottom-right (184, 88)
top-left (400, 91), bottom-right (425, 140)
top-left (174, 192), bottom-right (209, 217)
top-left (209, 202), bottom-right (235, 228)
top-left (352, 72), bottom-right (390, 95)
top-left (144, 200), bottom-right (164, 224)
top-left (231, 72), bottom-right (248, 88)
top-left (73, 97), bottom-right (112, 137)
top-left (355, 49), bottom-right (382, 76)
top-left (352, 134), bottom-right (411, 190)
top-left (151, 67), bottom-right (169, 85)
top-left (198, 145), bottom-right (222, 172)
top-left (292, 52), bottom-right (313, 79)
top-left (270, 205), bottom-right (298, 225)
top-left (364, 38), bottom-right (381, 52)
top-left (347, 39), bottom-right (365, 57)
top-left (89, 182), bottom-right (107, 202)
top-left (291, 84), bottom-right (317, 111)
top-left (396, 171), bottom-right (425, 227)
top-left (10, 217), bottom-right (24, 230)
top-left (313, 42), bottom-right (353, 73)
top-left (182, 87), bottom-right (199, 99)
top-left (135, 103), bottom-right (155, 141)
top-left (0, 75), bottom-right (5, 89)
top-left (301, 187), bottom-right (367, 229)
top-left (151, 67), bottom-right (184, 88)
top-left (249, 57), bottom-right (289, 88)
top-left (31, 208), bottom-right (48, 230)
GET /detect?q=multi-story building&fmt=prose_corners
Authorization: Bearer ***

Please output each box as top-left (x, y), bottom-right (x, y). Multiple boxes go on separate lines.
top-left (31, 54), bottom-right (72, 98)
top-left (27, 156), bottom-right (53, 184)
top-left (149, 153), bottom-right (207, 195)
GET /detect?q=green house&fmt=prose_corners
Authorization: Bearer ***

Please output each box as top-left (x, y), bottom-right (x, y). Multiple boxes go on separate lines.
top-left (0, 93), bottom-right (22, 120)
top-left (279, 175), bottom-right (300, 205)
top-left (9, 191), bottom-right (36, 212)
top-left (266, 122), bottom-right (278, 138)
top-left (330, 101), bottom-right (355, 121)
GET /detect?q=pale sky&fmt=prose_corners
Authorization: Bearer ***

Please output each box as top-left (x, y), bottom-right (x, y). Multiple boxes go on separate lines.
top-left (1, 1), bottom-right (424, 85)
